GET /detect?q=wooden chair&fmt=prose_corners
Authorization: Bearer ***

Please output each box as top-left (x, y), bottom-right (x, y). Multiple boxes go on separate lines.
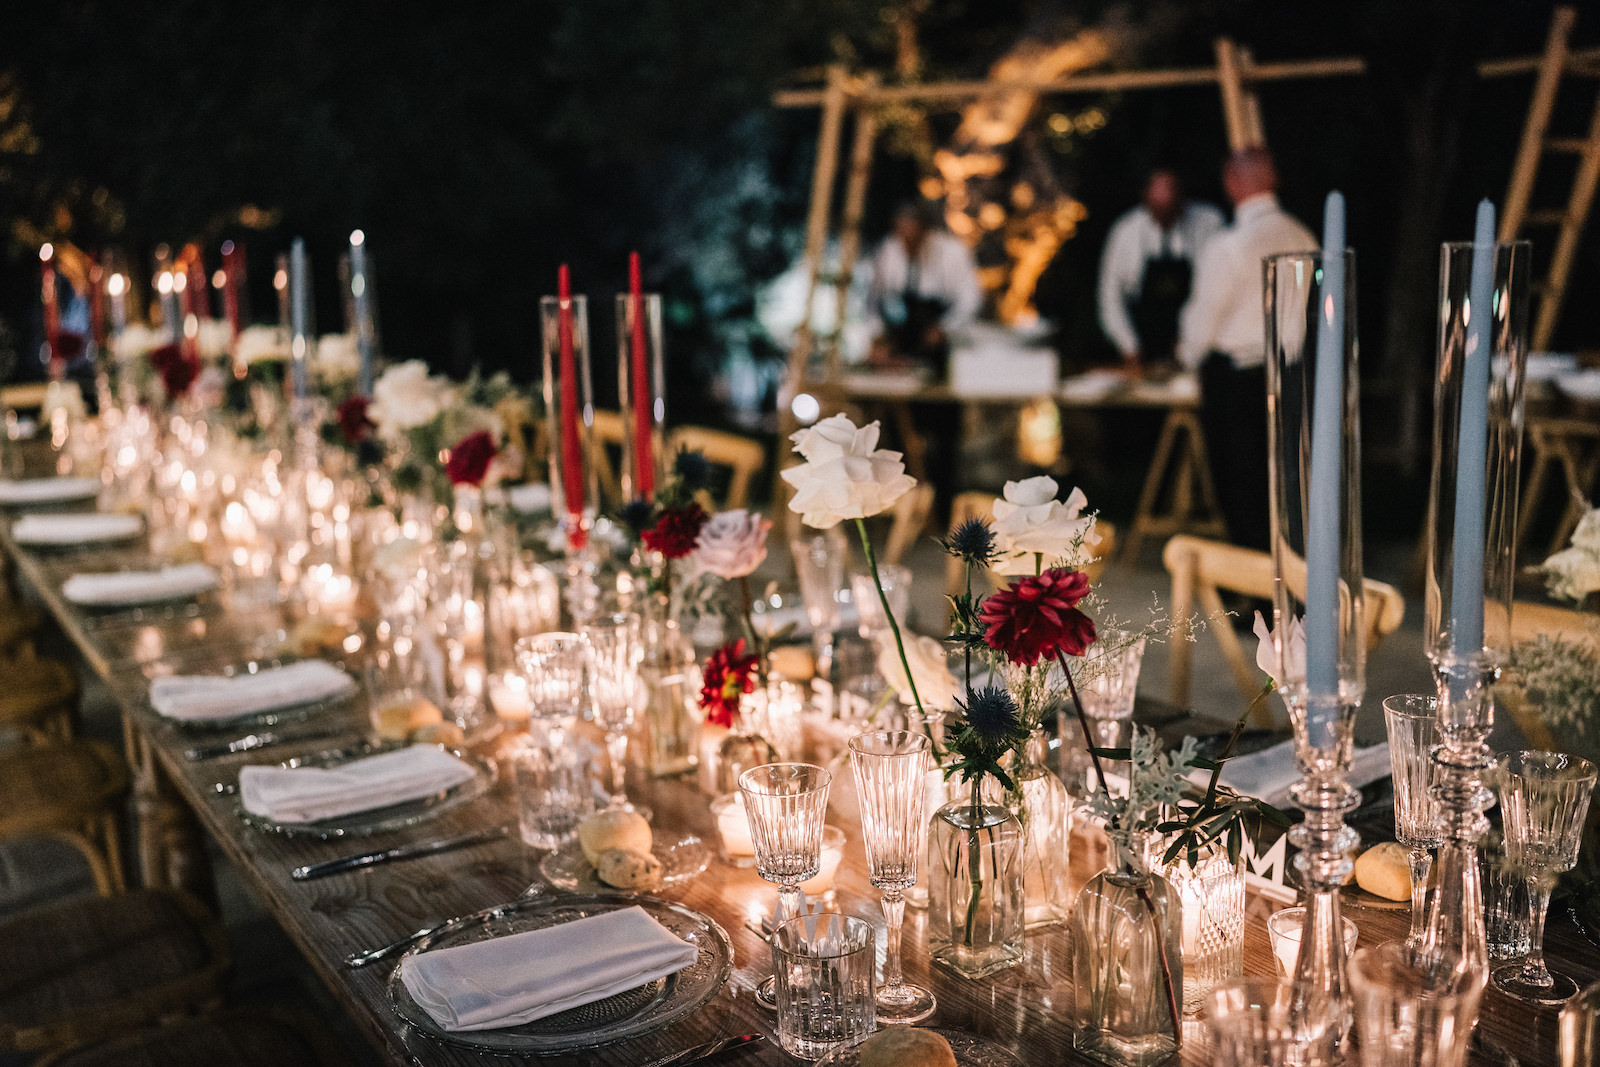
top-left (1516, 417), bottom-right (1600, 561)
top-left (36, 1006), bottom-right (347, 1066)
top-left (0, 739), bottom-right (128, 894)
top-left (941, 491), bottom-right (1116, 595)
top-left (666, 426), bottom-right (765, 511)
top-left (589, 409), bottom-right (626, 506)
top-left (0, 382), bottom-right (54, 413)
top-left (0, 653), bottom-right (80, 742)
top-left (0, 888), bottom-right (230, 1053)
top-left (1163, 535), bottom-right (1406, 725)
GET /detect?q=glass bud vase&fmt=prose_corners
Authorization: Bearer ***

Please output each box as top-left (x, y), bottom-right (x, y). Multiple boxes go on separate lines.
top-left (640, 616), bottom-right (701, 778)
top-left (713, 694), bottom-right (780, 794)
top-left (1071, 829), bottom-right (1183, 1067)
top-left (927, 800), bottom-right (1024, 978)
top-left (1017, 728), bottom-right (1073, 929)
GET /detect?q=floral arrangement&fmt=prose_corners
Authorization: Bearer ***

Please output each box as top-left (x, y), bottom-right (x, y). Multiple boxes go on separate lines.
top-left (1518, 507), bottom-right (1600, 741)
top-left (364, 360), bottom-right (529, 502)
top-left (1542, 507), bottom-right (1600, 604)
top-left (699, 637), bottom-right (760, 729)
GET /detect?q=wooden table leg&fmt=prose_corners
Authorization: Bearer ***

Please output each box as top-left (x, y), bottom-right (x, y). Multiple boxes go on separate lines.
top-left (123, 714), bottom-right (217, 906)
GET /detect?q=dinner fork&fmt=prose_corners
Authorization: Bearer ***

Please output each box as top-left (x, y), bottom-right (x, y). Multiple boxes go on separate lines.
top-left (342, 881), bottom-right (547, 968)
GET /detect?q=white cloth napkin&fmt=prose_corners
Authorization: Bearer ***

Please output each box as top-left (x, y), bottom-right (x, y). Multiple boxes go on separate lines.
top-left (62, 563), bottom-right (218, 606)
top-left (240, 744), bottom-right (475, 824)
top-left (150, 660), bottom-right (356, 722)
top-left (0, 477), bottom-right (99, 505)
top-left (12, 512), bottom-right (142, 545)
top-left (1217, 738), bottom-right (1392, 807)
top-left (399, 905), bottom-right (699, 1032)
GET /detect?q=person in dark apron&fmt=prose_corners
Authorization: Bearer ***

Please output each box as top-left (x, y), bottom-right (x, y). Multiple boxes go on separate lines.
top-left (1128, 232), bottom-right (1192, 364)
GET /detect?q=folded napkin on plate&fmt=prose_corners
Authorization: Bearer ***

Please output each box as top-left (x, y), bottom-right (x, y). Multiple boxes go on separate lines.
top-left (1217, 738), bottom-right (1392, 808)
top-left (62, 563), bottom-right (218, 606)
top-left (0, 477), bottom-right (99, 505)
top-left (13, 512), bottom-right (142, 545)
top-left (400, 905), bottom-right (699, 1031)
top-left (239, 744), bottom-right (475, 824)
top-left (150, 660), bottom-right (355, 722)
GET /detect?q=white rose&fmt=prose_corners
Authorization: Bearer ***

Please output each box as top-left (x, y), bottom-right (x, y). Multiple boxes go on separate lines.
top-left (1543, 546), bottom-right (1600, 603)
top-left (112, 324), bottom-right (163, 363)
top-left (780, 414), bottom-right (916, 529)
top-left (315, 333), bottom-right (361, 382)
top-left (197, 319), bottom-right (234, 360)
top-left (693, 509), bottom-right (772, 579)
top-left (991, 475), bottom-right (1095, 574)
top-left (1568, 507), bottom-right (1600, 554)
top-left (369, 360), bottom-right (448, 435)
top-left (875, 631), bottom-right (959, 712)
top-left (235, 325), bottom-right (291, 365)
top-left (1253, 610), bottom-right (1306, 685)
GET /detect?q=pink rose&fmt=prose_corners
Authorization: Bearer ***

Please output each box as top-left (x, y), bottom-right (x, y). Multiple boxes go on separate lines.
top-left (693, 509), bottom-right (772, 579)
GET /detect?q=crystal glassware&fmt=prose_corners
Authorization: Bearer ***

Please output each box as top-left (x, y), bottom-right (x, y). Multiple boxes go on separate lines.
top-left (1265, 248), bottom-right (1365, 1061)
top-left (1017, 727), bottom-right (1073, 929)
top-left (1560, 979), bottom-right (1600, 1067)
top-left (851, 564), bottom-right (910, 640)
top-left (792, 530), bottom-right (846, 681)
top-left (514, 632), bottom-right (590, 745)
top-left (770, 913), bottom-right (877, 1060)
top-left (1420, 236), bottom-right (1530, 1001)
top-left (1349, 941), bottom-right (1484, 1067)
top-left (539, 290), bottom-right (598, 552)
top-left (739, 762), bottom-right (832, 1009)
top-left (1480, 832), bottom-right (1531, 961)
top-left (1266, 907), bottom-right (1359, 978)
top-left (1382, 694), bottom-right (1442, 946)
top-left (512, 737), bottom-right (595, 850)
top-left (1204, 978), bottom-right (1300, 1067)
top-left (583, 611), bottom-right (648, 817)
top-left (847, 730), bottom-right (936, 1024)
top-left (1161, 840), bottom-right (1245, 1013)
top-left (1075, 628), bottom-right (1148, 779)
top-left (1491, 749), bottom-right (1597, 1003)
top-left (615, 289), bottom-right (665, 501)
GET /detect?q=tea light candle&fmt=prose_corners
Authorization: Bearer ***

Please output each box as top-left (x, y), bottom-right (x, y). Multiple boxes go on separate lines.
top-left (488, 670), bottom-right (531, 721)
top-left (797, 826), bottom-right (845, 896)
top-left (712, 793), bottom-right (756, 867)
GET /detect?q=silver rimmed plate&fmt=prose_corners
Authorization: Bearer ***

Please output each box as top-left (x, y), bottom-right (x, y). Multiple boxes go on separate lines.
top-left (387, 894), bottom-right (733, 1054)
top-left (236, 748), bottom-right (495, 840)
top-left (817, 1029), bottom-right (1024, 1066)
top-left (539, 834), bottom-right (711, 894)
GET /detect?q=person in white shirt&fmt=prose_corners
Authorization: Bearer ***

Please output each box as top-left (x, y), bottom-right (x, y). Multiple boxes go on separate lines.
top-left (866, 201), bottom-right (982, 376)
top-left (1097, 169), bottom-right (1224, 367)
top-left (1176, 148), bottom-right (1317, 550)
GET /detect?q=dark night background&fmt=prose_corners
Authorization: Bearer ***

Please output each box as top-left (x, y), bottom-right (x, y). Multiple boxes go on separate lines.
top-left (0, 0), bottom-right (1592, 534)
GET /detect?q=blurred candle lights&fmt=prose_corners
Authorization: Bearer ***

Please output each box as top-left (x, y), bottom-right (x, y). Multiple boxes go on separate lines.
top-left (712, 793), bottom-right (756, 867)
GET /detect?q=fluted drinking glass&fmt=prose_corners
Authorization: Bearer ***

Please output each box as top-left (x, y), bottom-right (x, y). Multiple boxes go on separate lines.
top-left (514, 632), bottom-right (589, 745)
top-left (1349, 941), bottom-right (1483, 1067)
top-left (584, 611), bottom-right (648, 818)
top-left (740, 762), bottom-right (832, 1009)
top-left (847, 730), bottom-right (935, 1024)
top-left (1383, 695), bottom-right (1442, 946)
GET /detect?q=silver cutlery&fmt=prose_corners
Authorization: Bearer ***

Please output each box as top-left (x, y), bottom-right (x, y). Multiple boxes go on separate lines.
top-left (185, 726), bottom-right (346, 761)
top-left (342, 882), bottom-right (547, 969)
top-left (642, 1034), bottom-right (765, 1067)
top-left (85, 600), bottom-right (220, 632)
top-left (292, 826), bottom-right (509, 881)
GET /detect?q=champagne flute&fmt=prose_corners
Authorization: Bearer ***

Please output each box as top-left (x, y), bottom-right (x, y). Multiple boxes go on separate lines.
top-left (583, 610), bottom-right (649, 819)
top-left (1381, 695), bottom-right (1441, 946)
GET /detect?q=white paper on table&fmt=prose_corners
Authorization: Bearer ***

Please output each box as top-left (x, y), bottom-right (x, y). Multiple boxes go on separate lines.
top-left (239, 745), bottom-right (475, 824)
top-left (150, 660), bottom-right (356, 722)
top-left (1213, 737), bottom-right (1392, 808)
top-left (62, 563), bottom-right (219, 606)
top-left (399, 905), bottom-right (698, 1031)
top-left (0, 477), bottom-right (99, 505)
top-left (12, 512), bottom-right (142, 545)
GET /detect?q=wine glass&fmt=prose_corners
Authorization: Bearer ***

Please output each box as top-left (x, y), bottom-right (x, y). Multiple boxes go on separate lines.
top-left (1493, 749), bottom-right (1597, 1003)
top-left (848, 729), bottom-right (936, 1024)
top-left (1381, 694), bottom-right (1441, 946)
top-left (792, 530), bottom-right (845, 679)
top-left (514, 632), bottom-right (589, 746)
top-left (583, 611), bottom-right (649, 819)
top-left (739, 762), bottom-right (832, 1009)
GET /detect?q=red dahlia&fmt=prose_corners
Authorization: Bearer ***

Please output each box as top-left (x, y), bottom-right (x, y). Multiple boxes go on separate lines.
top-left (641, 503), bottom-right (708, 560)
top-left (979, 567), bottom-right (1097, 667)
top-left (148, 342), bottom-right (199, 398)
top-left (337, 395), bottom-right (375, 444)
top-left (700, 638), bottom-right (759, 728)
top-left (445, 430), bottom-right (498, 486)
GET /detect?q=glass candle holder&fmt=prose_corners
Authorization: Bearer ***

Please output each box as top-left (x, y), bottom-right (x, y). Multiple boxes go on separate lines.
top-left (1266, 907), bottom-right (1358, 978)
top-left (797, 826), bottom-right (846, 898)
top-left (615, 289), bottom-right (665, 502)
top-left (1161, 841), bottom-right (1245, 1013)
top-left (711, 792), bottom-right (757, 868)
top-left (539, 291), bottom-right (597, 549)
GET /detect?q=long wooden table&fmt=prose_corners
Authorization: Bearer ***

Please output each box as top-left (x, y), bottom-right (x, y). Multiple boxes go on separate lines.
top-left (4, 527), bottom-right (1595, 1066)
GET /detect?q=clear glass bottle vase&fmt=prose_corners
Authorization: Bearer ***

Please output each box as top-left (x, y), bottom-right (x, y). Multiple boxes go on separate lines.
top-left (1070, 828), bottom-right (1183, 1067)
top-left (927, 800), bottom-right (1024, 979)
top-left (713, 694), bottom-right (780, 794)
top-left (1016, 728), bottom-right (1073, 929)
top-left (639, 614), bottom-right (701, 778)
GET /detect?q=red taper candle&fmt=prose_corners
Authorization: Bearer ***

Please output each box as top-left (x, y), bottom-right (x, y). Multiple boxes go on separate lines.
top-left (557, 264), bottom-right (587, 549)
top-left (88, 252), bottom-right (106, 348)
top-left (39, 245), bottom-right (60, 374)
top-left (184, 246), bottom-right (210, 322)
top-left (628, 251), bottom-right (654, 498)
top-left (221, 240), bottom-right (244, 340)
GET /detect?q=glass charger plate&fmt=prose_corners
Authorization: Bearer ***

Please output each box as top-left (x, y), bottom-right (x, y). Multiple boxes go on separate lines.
top-left (816, 1028), bottom-right (1023, 1067)
top-left (387, 894), bottom-right (733, 1054)
top-left (539, 834), bottom-right (710, 893)
top-left (236, 748), bottom-right (495, 840)
top-left (158, 660), bottom-right (357, 732)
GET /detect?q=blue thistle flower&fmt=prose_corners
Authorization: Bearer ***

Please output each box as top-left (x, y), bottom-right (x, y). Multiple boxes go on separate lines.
top-left (619, 497), bottom-right (655, 532)
top-left (674, 449), bottom-right (711, 489)
top-left (942, 518), bottom-right (997, 565)
top-left (962, 686), bottom-right (1019, 743)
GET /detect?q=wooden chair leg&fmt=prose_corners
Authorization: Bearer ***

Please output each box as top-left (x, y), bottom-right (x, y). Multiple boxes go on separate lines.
top-left (1168, 548), bottom-right (1196, 710)
top-left (1121, 410), bottom-right (1183, 566)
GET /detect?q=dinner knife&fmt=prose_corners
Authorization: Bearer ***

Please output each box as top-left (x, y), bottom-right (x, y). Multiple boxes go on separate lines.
top-left (184, 726), bottom-right (344, 761)
top-left (642, 1033), bottom-right (765, 1067)
top-left (291, 826), bottom-right (510, 881)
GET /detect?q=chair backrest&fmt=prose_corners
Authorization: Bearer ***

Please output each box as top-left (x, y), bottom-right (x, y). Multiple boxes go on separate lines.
top-left (666, 426), bottom-right (765, 511)
top-left (0, 381), bottom-right (67, 413)
top-left (588, 409), bottom-right (625, 506)
top-left (1162, 534), bottom-right (1406, 723)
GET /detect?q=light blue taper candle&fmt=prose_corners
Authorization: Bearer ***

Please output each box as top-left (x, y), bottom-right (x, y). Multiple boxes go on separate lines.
top-left (1450, 200), bottom-right (1495, 663)
top-left (1304, 191), bottom-right (1346, 748)
top-left (289, 237), bottom-right (309, 401)
top-left (349, 230), bottom-right (376, 396)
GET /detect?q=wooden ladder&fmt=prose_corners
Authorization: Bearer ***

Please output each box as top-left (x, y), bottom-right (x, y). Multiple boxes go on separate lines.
top-left (1490, 5), bottom-right (1600, 351)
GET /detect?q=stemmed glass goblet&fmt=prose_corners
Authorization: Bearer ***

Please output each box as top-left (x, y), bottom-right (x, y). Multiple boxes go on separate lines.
top-left (1381, 694), bottom-right (1441, 946)
top-left (848, 729), bottom-right (936, 1024)
top-left (792, 530), bottom-right (845, 680)
top-left (739, 762), bottom-right (832, 1010)
top-left (583, 610), bottom-right (649, 819)
top-left (1493, 749), bottom-right (1597, 1003)
top-left (514, 632), bottom-right (590, 746)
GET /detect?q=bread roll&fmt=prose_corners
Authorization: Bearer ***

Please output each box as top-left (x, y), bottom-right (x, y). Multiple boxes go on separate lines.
top-left (374, 696), bottom-right (443, 742)
top-left (595, 848), bottom-right (663, 890)
top-left (578, 809), bottom-right (653, 866)
top-left (857, 1028), bottom-right (957, 1067)
top-left (1355, 841), bottom-right (1412, 901)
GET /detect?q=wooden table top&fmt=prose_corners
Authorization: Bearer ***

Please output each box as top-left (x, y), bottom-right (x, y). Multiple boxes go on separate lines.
top-left (3, 523), bottom-right (1593, 1066)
